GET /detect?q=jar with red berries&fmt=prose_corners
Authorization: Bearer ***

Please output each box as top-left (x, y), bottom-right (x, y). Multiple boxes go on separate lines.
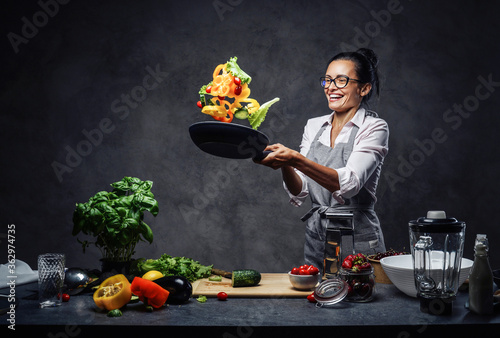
top-left (339, 267), bottom-right (375, 302)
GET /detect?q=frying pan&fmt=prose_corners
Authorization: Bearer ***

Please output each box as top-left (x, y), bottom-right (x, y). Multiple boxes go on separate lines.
top-left (189, 121), bottom-right (271, 160)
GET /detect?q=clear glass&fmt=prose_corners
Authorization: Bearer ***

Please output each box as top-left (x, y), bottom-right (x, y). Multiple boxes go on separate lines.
top-left (38, 253), bottom-right (65, 308)
top-left (339, 267), bottom-right (375, 302)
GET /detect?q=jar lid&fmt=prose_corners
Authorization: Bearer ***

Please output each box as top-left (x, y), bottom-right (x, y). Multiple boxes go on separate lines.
top-left (409, 210), bottom-right (465, 233)
top-left (313, 278), bottom-right (348, 307)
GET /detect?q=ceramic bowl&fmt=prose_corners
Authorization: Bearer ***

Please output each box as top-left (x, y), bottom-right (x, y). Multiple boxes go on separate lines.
top-left (288, 272), bottom-right (321, 290)
top-left (380, 254), bottom-right (473, 297)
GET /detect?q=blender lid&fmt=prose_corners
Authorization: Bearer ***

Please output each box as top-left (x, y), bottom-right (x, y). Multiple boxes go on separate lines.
top-left (409, 210), bottom-right (465, 233)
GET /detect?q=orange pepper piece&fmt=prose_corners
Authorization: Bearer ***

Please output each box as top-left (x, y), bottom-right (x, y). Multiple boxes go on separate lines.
top-left (131, 277), bottom-right (170, 309)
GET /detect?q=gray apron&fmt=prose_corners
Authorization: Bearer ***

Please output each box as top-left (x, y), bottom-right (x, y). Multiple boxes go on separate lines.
top-left (301, 111), bottom-right (386, 270)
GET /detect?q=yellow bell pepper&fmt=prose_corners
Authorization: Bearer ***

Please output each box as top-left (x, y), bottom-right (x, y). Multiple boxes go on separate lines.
top-left (93, 274), bottom-right (132, 311)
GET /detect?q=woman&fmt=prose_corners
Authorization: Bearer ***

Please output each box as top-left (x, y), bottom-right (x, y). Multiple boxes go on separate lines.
top-left (256, 48), bottom-right (388, 271)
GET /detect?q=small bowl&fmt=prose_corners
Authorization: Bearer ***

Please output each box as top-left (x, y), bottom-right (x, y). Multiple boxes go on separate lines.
top-left (493, 269), bottom-right (500, 288)
top-left (288, 272), bottom-right (321, 290)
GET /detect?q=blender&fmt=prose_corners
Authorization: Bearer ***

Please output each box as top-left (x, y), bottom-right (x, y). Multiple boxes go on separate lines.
top-left (409, 210), bottom-right (466, 315)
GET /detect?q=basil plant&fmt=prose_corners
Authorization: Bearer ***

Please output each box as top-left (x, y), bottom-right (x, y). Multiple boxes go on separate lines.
top-left (72, 177), bottom-right (159, 262)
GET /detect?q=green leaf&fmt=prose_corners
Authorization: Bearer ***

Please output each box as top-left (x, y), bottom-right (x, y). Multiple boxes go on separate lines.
top-left (248, 97), bottom-right (280, 130)
top-left (226, 56), bottom-right (252, 84)
top-left (140, 222), bottom-right (154, 243)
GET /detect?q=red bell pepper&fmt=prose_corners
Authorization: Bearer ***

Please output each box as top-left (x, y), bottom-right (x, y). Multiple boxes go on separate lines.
top-left (131, 277), bottom-right (169, 309)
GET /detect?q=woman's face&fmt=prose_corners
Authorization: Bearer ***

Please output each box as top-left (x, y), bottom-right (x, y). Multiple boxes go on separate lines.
top-left (324, 59), bottom-right (371, 114)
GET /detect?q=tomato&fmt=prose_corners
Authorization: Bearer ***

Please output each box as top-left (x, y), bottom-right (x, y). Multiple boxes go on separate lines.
top-left (299, 265), bottom-right (308, 270)
top-left (299, 268), bottom-right (309, 275)
top-left (307, 265), bottom-right (319, 275)
top-left (197, 101), bottom-right (203, 108)
top-left (307, 292), bottom-right (316, 303)
top-left (217, 292), bottom-right (228, 301)
top-left (62, 293), bottom-right (70, 302)
top-left (218, 95), bottom-right (225, 101)
top-left (206, 86), bottom-right (212, 93)
top-left (291, 267), bottom-right (300, 275)
top-left (234, 77), bottom-right (241, 85)
top-left (234, 85), bottom-right (242, 96)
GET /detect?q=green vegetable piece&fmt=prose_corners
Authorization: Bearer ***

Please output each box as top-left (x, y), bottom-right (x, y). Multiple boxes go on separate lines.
top-left (107, 309), bottom-right (123, 317)
top-left (208, 275), bottom-right (222, 282)
top-left (226, 57), bottom-right (252, 85)
top-left (248, 97), bottom-right (280, 130)
top-left (234, 108), bottom-right (249, 120)
top-left (196, 295), bottom-right (207, 303)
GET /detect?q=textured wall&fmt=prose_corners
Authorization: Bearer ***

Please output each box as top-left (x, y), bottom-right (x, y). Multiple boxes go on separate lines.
top-left (2, 0), bottom-right (500, 272)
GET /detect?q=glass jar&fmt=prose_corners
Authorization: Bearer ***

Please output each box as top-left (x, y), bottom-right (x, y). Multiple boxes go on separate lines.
top-left (339, 267), bottom-right (375, 302)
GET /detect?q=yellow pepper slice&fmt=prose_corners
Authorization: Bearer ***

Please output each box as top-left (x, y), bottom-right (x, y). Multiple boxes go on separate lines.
top-left (93, 274), bottom-right (132, 311)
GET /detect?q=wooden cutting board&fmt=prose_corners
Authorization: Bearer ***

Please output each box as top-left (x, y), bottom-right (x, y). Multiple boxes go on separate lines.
top-left (192, 273), bottom-right (315, 298)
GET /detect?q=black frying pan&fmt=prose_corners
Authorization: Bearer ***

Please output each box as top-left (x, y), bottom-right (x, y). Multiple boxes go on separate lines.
top-left (189, 121), bottom-right (271, 160)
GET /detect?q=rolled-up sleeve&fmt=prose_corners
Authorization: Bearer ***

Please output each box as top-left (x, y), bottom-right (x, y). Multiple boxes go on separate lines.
top-left (334, 119), bottom-right (389, 201)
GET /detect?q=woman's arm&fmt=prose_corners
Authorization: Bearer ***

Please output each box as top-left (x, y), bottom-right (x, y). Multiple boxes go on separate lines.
top-left (259, 143), bottom-right (340, 194)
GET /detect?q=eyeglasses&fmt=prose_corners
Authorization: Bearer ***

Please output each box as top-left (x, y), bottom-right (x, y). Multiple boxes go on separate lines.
top-left (319, 76), bottom-right (364, 89)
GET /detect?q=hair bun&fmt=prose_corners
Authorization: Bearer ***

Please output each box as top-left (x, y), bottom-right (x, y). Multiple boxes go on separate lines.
top-left (356, 48), bottom-right (379, 68)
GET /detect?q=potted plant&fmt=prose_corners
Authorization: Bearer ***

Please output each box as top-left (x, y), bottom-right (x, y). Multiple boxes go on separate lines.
top-left (72, 176), bottom-right (159, 273)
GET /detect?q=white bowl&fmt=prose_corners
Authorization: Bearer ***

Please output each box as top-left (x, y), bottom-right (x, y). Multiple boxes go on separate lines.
top-left (380, 254), bottom-right (473, 297)
top-left (288, 271), bottom-right (321, 290)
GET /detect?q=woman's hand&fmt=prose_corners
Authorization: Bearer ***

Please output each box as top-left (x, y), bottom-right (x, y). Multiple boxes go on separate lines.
top-left (254, 143), bottom-right (299, 170)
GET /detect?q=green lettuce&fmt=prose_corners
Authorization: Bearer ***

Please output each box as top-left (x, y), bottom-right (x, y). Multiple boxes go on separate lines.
top-left (226, 56), bottom-right (252, 84)
top-left (134, 254), bottom-right (213, 282)
top-left (248, 97), bottom-right (280, 130)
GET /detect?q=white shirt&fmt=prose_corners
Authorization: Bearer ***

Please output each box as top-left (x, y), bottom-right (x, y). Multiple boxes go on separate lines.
top-left (285, 107), bottom-right (389, 206)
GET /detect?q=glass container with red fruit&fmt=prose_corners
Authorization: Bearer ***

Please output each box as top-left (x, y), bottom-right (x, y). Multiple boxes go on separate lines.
top-left (339, 253), bottom-right (375, 302)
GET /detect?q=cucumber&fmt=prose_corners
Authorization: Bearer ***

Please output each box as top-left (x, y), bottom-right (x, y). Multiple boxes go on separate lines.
top-left (231, 269), bottom-right (261, 287)
top-left (234, 108), bottom-right (249, 119)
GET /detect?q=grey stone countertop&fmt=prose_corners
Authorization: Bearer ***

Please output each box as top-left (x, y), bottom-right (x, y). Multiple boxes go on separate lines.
top-left (2, 281), bottom-right (500, 337)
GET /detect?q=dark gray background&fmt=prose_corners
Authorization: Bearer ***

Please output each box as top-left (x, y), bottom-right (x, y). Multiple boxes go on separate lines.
top-left (2, 0), bottom-right (499, 272)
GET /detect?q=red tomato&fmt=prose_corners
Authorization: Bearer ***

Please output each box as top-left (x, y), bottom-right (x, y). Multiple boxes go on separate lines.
top-left (299, 265), bottom-right (308, 270)
top-left (217, 292), bottom-right (228, 301)
top-left (197, 101), bottom-right (203, 108)
top-left (308, 266), bottom-right (319, 275)
top-left (291, 267), bottom-right (300, 275)
top-left (299, 268), bottom-right (309, 275)
top-left (307, 293), bottom-right (316, 303)
top-left (234, 77), bottom-right (241, 85)
top-left (62, 293), bottom-right (70, 302)
top-left (206, 86), bottom-right (212, 93)
top-left (218, 95), bottom-right (225, 101)
top-left (234, 85), bottom-right (242, 95)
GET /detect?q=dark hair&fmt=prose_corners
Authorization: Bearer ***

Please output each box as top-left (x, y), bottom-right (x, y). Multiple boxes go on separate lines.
top-left (328, 48), bottom-right (380, 104)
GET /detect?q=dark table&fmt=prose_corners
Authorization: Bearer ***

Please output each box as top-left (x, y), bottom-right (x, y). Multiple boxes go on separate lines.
top-left (2, 280), bottom-right (499, 337)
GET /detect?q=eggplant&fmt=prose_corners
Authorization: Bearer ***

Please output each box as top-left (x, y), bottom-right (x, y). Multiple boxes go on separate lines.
top-left (153, 276), bottom-right (192, 304)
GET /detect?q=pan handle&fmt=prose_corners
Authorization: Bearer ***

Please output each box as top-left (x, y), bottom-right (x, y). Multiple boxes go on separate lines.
top-left (253, 150), bottom-right (272, 161)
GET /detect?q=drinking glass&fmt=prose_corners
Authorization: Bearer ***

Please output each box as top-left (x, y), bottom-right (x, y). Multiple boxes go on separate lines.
top-left (38, 253), bottom-right (65, 308)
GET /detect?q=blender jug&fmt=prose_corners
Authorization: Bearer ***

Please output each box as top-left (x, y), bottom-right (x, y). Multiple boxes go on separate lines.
top-left (409, 211), bottom-right (466, 315)
top-left (323, 211), bottom-right (355, 278)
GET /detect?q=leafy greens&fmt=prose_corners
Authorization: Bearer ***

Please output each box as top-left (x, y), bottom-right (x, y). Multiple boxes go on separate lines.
top-left (134, 254), bottom-right (213, 282)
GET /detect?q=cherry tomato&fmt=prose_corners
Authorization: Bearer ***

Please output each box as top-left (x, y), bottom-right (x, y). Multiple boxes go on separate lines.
top-left (234, 77), bottom-right (241, 85)
top-left (299, 268), bottom-right (309, 275)
top-left (62, 293), bottom-right (70, 302)
top-left (218, 95), bottom-right (225, 101)
top-left (299, 265), bottom-right (308, 270)
top-left (291, 267), bottom-right (300, 275)
top-left (234, 85), bottom-right (242, 96)
top-left (307, 265), bottom-right (319, 275)
top-left (197, 101), bottom-right (203, 109)
top-left (217, 292), bottom-right (228, 301)
top-left (307, 292), bottom-right (316, 303)
top-left (206, 86), bottom-right (212, 93)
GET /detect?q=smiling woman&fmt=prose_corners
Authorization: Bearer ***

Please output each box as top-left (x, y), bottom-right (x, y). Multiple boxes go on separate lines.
top-left (255, 48), bottom-right (388, 272)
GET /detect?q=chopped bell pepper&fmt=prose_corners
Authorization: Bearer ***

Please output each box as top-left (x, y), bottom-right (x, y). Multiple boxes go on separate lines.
top-left (93, 274), bottom-right (132, 311)
top-left (131, 276), bottom-right (170, 309)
